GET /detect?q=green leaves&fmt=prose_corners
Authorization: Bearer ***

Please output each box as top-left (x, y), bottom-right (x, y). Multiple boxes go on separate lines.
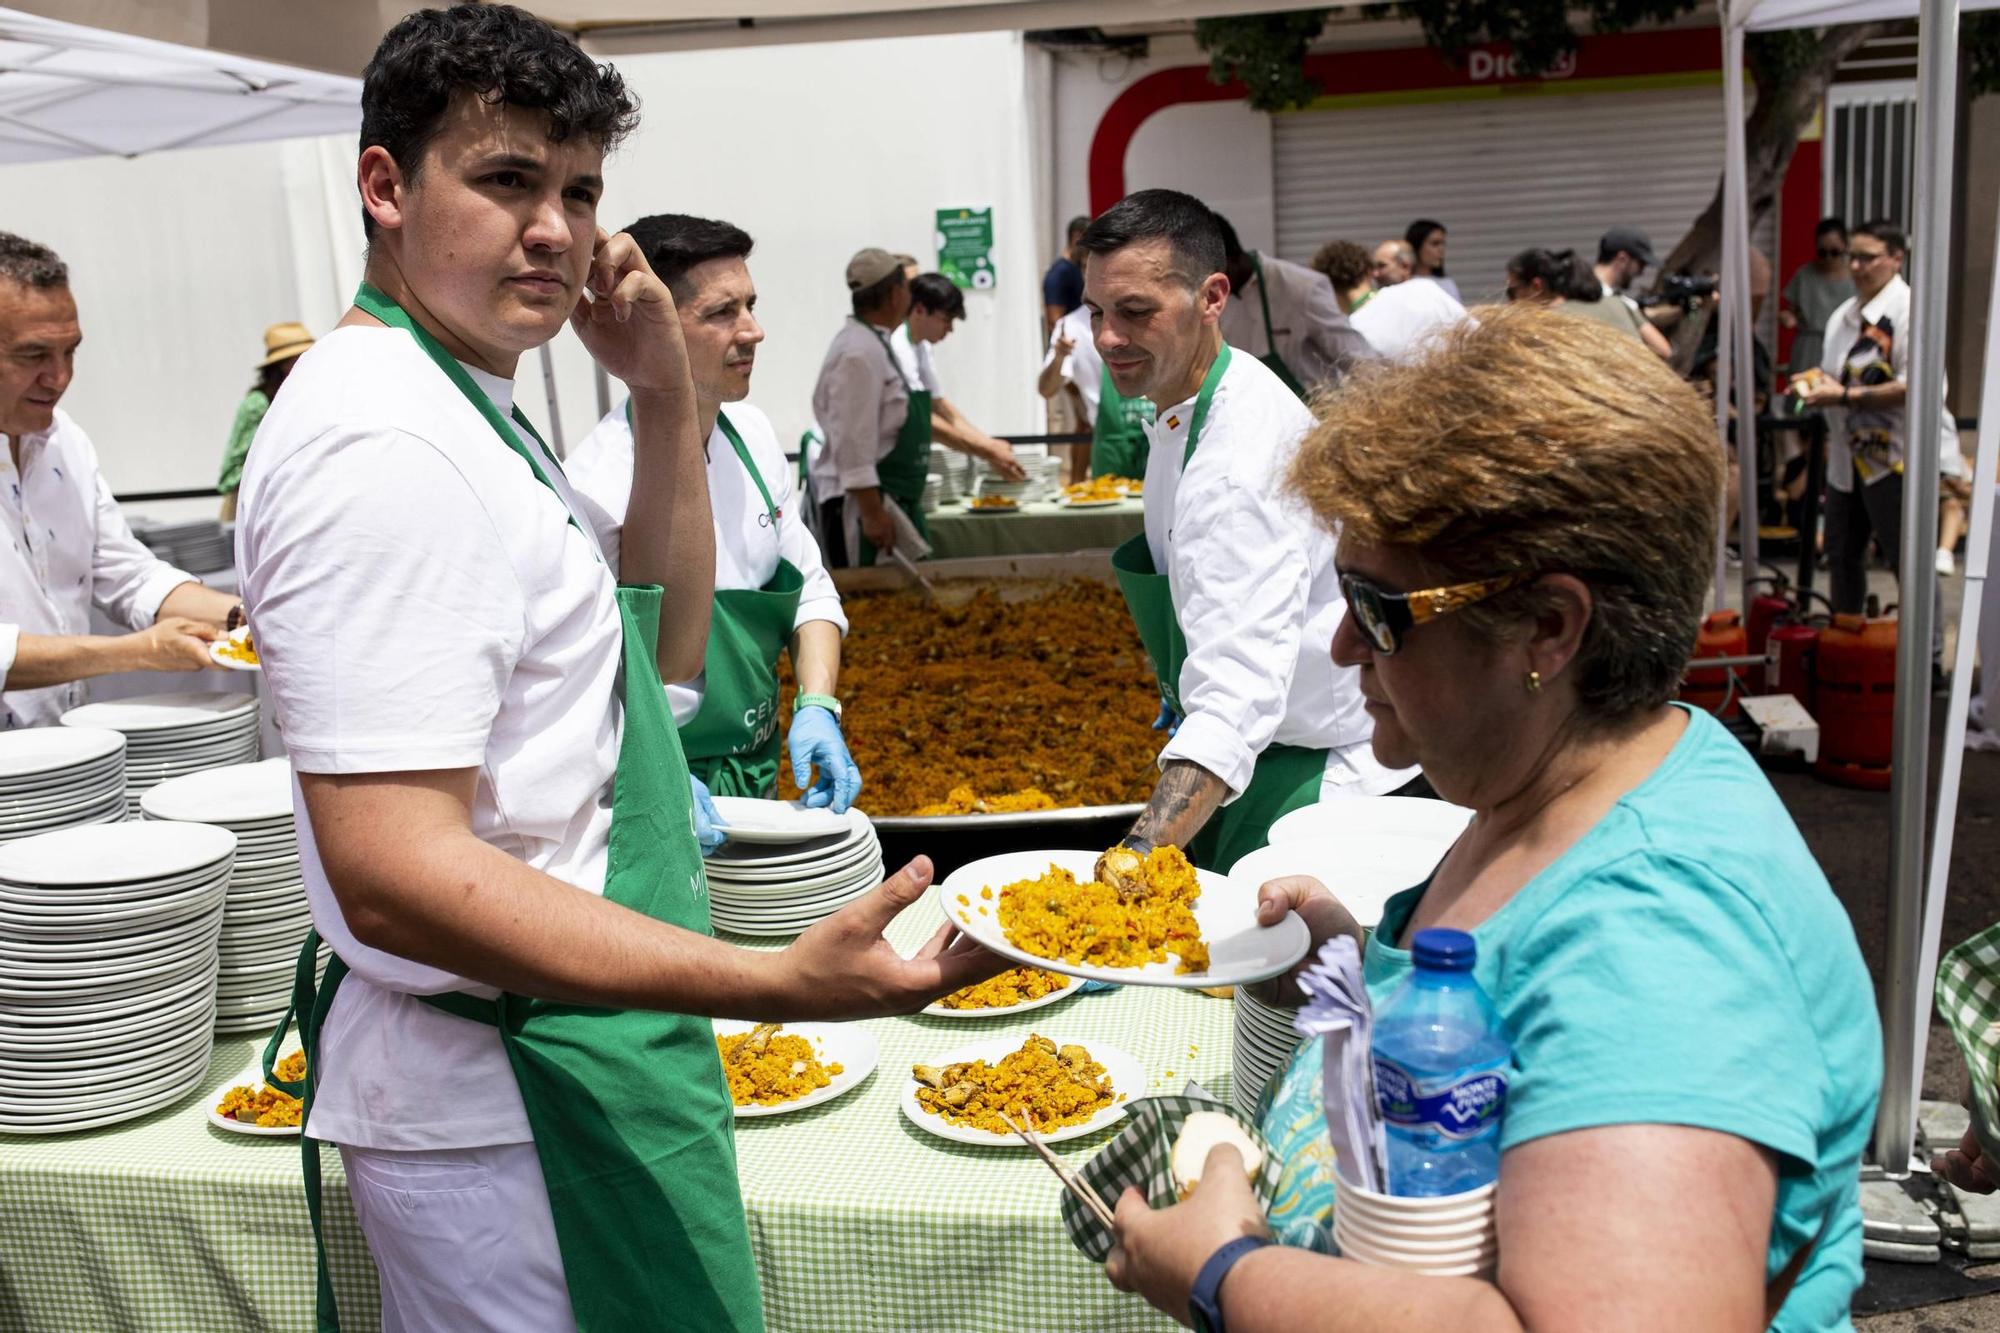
top-left (1193, 11), bottom-right (1334, 112)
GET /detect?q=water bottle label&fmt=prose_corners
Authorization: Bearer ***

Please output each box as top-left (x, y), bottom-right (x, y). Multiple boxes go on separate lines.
top-left (1373, 1056), bottom-right (1508, 1141)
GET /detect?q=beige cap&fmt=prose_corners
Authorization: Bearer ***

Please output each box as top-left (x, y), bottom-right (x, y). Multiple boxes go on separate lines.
top-left (845, 248), bottom-right (902, 290)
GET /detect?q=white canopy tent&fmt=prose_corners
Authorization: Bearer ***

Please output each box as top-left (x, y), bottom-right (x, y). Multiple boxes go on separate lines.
top-left (0, 6), bottom-right (360, 165)
top-left (1719, 0), bottom-right (2000, 1176)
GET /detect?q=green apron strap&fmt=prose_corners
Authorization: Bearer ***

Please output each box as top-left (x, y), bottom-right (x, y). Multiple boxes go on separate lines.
top-left (716, 411), bottom-right (779, 525)
top-left (1248, 254), bottom-right (1308, 400)
top-left (855, 323), bottom-right (934, 567)
top-left (1183, 344), bottom-right (1233, 467)
top-left (260, 931), bottom-right (349, 1333)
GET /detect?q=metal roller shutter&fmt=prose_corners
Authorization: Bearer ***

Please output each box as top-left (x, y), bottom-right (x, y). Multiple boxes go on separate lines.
top-left (1273, 84), bottom-right (1774, 304)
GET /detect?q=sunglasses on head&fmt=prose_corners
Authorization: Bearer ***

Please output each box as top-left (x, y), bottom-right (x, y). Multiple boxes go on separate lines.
top-left (1338, 570), bottom-right (1531, 655)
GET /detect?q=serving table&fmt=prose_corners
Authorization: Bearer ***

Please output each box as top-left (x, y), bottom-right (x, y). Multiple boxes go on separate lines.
top-left (0, 897), bottom-right (1240, 1333)
top-left (923, 498), bottom-right (1143, 561)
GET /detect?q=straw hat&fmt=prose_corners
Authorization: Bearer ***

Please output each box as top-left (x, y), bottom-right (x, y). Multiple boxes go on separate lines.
top-left (257, 322), bottom-right (315, 368)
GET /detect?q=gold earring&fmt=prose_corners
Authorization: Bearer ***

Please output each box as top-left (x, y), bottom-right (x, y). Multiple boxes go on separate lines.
top-left (1526, 670), bottom-right (1542, 694)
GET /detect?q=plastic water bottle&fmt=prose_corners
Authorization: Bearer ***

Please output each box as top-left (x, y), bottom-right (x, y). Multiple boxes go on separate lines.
top-left (1370, 928), bottom-right (1511, 1196)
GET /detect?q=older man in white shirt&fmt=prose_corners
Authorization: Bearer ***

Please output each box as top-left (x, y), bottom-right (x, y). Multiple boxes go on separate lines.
top-left (1083, 191), bottom-right (1415, 875)
top-left (0, 232), bottom-right (238, 729)
top-left (1312, 238), bottom-right (1469, 364)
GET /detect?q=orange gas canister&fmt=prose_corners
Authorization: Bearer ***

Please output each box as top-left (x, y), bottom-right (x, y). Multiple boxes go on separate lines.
top-left (1813, 612), bottom-right (1897, 789)
top-left (1746, 587), bottom-right (1791, 662)
top-left (1681, 610), bottom-right (1750, 717)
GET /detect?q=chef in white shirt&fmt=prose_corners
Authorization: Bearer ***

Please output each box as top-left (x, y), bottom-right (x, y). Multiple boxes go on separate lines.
top-left (889, 272), bottom-right (1025, 481)
top-left (568, 213), bottom-right (860, 850)
top-left (1214, 214), bottom-right (1374, 399)
top-left (0, 231), bottom-right (239, 729)
top-left (1312, 237), bottom-right (1469, 364)
top-left (809, 249), bottom-right (924, 567)
top-left (233, 10), bottom-right (997, 1330)
top-left (1084, 189), bottom-right (1417, 875)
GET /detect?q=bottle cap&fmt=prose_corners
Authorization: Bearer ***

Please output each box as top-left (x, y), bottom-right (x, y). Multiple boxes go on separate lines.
top-left (1411, 927), bottom-right (1477, 972)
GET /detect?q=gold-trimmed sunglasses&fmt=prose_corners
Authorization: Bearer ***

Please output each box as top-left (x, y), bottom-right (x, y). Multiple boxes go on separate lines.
top-left (1338, 570), bottom-right (1531, 655)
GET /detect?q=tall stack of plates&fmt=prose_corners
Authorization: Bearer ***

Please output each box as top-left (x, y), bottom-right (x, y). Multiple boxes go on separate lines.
top-left (931, 446), bottom-right (973, 501)
top-left (706, 808), bottom-right (884, 937)
top-left (1232, 989), bottom-right (1303, 1120)
top-left (0, 821), bottom-right (233, 1134)
top-left (129, 518), bottom-right (234, 574)
top-left (923, 472), bottom-right (945, 513)
top-left (1028, 453), bottom-right (1065, 501)
top-left (0, 728), bottom-right (128, 842)
top-left (140, 759), bottom-right (307, 1034)
top-left (62, 693), bottom-right (260, 816)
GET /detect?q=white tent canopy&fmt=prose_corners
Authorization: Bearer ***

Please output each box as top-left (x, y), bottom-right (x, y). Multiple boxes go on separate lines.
top-left (1719, 0), bottom-right (2000, 1176)
top-left (0, 6), bottom-right (359, 164)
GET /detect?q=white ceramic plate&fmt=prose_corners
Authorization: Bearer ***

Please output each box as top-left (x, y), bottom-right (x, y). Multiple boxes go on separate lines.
top-left (897, 1035), bottom-right (1143, 1147)
top-left (205, 1046), bottom-right (303, 1138)
top-left (710, 798), bottom-right (853, 845)
top-left (62, 692), bottom-right (256, 733)
top-left (707, 813), bottom-right (871, 868)
top-left (0, 1074), bottom-right (207, 1134)
top-left (711, 871), bottom-right (883, 914)
top-left (705, 836), bottom-right (880, 885)
top-left (0, 862), bottom-right (233, 906)
top-left (140, 759), bottom-right (291, 824)
top-left (921, 974), bottom-right (1080, 1019)
top-left (709, 858), bottom-right (884, 901)
top-left (936, 851), bottom-right (1311, 990)
top-left (208, 628), bottom-right (260, 672)
top-left (1266, 795), bottom-right (1473, 848)
top-left (1056, 496), bottom-right (1123, 509)
top-left (713, 1020), bottom-right (878, 1119)
top-left (1226, 832), bottom-right (1452, 931)
top-left (0, 821), bottom-right (237, 887)
top-left (0, 727), bottom-right (125, 779)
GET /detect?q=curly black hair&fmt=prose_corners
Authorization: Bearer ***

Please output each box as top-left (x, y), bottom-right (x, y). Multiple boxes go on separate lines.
top-left (359, 3), bottom-right (639, 237)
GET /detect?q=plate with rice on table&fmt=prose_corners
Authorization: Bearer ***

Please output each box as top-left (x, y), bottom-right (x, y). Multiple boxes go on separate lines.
top-left (937, 846), bottom-right (1310, 989)
top-left (923, 965), bottom-right (1078, 1018)
top-left (900, 1032), bottom-right (1143, 1146)
top-left (714, 1019), bottom-right (879, 1118)
top-left (207, 1047), bottom-right (306, 1137)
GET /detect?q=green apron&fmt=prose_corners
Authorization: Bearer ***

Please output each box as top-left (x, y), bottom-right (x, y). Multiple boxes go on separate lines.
top-left (1109, 342), bottom-right (1326, 874)
top-left (855, 322), bottom-right (933, 567)
top-left (1090, 364), bottom-right (1155, 480)
top-left (1250, 252), bottom-right (1309, 401)
top-left (267, 284), bottom-right (763, 1333)
top-left (678, 410), bottom-right (805, 799)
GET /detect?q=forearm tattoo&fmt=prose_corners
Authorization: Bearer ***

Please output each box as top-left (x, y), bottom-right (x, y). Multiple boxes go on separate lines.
top-left (1126, 760), bottom-right (1230, 853)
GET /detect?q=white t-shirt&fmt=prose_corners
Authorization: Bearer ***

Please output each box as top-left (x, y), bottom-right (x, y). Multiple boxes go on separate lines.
top-left (1042, 305), bottom-right (1101, 423)
top-left (1142, 347), bottom-right (1409, 800)
top-left (1351, 279), bottom-right (1469, 364)
top-left (238, 325), bottom-right (628, 1150)
top-left (568, 401), bottom-right (847, 726)
top-left (889, 324), bottom-right (944, 398)
top-left (1819, 275), bottom-right (1912, 493)
top-left (0, 410), bottom-right (195, 728)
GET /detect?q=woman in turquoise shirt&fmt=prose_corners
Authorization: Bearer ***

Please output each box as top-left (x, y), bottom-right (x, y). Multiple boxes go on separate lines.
top-left (1104, 304), bottom-right (1881, 1333)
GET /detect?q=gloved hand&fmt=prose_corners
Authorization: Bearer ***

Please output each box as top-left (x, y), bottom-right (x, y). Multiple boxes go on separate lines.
top-left (1152, 699), bottom-right (1181, 737)
top-left (689, 773), bottom-right (726, 858)
top-left (788, 705), bottom-right (863, 813)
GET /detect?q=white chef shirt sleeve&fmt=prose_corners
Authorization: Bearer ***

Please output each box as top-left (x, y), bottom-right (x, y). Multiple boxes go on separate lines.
top-left (821, 346), bottom-right (887, 493)
top-left (1158, 471), bottom-right (1310, 799)
top-left (246, 430), bottom-right (526, 773)
top-left (916, 342), bottom-right (944, 397)
top-left (81, 441), bottom-right (198, 630)
top-left (765, 431), bottom-right (845, 636)
top-left (0, 623), bottom-right (17, 693)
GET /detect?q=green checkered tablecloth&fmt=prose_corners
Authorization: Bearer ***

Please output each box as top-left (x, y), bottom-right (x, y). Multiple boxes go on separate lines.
top-left (0, 896), bottom-right (1237, 1333)
top-left (925, 499), bottom-right (1145, 561)
top-left (1937, 920), bottom-right (2000, 1165)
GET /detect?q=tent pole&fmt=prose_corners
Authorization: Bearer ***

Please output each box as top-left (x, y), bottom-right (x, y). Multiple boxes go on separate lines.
top-left (1875, 0), bottom-right (1959, 1176)
top-left (1915, 194), bottom-right (2000, 1135)
top-left (1725, 22), bottom-right (1762, 610)
top-left (1717, 16), bottom-right (1749, 611)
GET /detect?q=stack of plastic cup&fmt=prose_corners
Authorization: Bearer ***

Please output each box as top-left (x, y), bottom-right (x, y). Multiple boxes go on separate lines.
top-left (1333, 1172), bottom-right (1497, 1278)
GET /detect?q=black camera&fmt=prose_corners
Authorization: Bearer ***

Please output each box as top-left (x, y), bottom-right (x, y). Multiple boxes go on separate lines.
top-left (1650, 272), bottom-right (1721, 310)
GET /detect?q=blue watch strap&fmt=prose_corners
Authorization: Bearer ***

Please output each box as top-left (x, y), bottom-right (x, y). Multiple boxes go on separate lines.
top-left (1188, 1235), bottom-right (1270, 1333)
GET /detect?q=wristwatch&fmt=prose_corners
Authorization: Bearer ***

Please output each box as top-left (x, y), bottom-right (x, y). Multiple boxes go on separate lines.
top-left (795, 692), bottom-right (842, 721)
top-left (1188, 1235), bottom-right (1270, 1333)
top-left (226, 602), bottom-right (247, 632)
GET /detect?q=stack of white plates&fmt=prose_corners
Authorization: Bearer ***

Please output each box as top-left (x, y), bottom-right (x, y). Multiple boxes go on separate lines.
top-left (0, 728), bottom-right (129, 842)
top-left (1232, 988), bottom-right (1303, 1120)
top-left (974, 476), bottom-right (1034, 506)
top-left (923, 472), bottom-right (946, 513)
top-left (62, 693), bottom-right (260, 816)
top-left (130, 518), bottom-right (233, 574)
top-left (140, 758), bottom-right (308, 1034)
top-left (0, 821), bottom-right (234, 1134)
top-left (928, 447), bottom-right (967, 505)
top-left (706, 806), bottom-right (884, 937)
top-left (1029, 453), bottom-right (1065, 501)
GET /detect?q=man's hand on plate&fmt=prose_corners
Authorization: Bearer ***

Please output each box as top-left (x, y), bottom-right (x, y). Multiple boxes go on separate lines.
top-left (131, 617), bottom-right (220, 672)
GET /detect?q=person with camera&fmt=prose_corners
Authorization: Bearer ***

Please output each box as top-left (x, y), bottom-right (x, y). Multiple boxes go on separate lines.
top-left (1593, 227), bottom-right (1674, 360)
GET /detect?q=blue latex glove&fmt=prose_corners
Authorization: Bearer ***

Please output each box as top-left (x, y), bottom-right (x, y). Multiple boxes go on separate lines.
top-left (1152, 699), bottom-right (1181, 737)
top-left (689, 773), bottom-right (726, 858)
top-left (788, 705), bottom-right (863, 813)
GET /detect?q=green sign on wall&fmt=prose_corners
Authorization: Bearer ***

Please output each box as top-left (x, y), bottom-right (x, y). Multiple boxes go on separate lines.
top-left (935, 207), bottom-right (995, 290)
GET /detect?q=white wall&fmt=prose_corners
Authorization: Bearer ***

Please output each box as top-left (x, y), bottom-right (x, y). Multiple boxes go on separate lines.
top-left (1, 27), bottom-right (1046, 503)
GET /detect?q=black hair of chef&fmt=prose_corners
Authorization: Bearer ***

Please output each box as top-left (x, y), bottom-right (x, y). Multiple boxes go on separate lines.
top-left (619, 214), bottom-right (755, 304)
top-left (908, 273), bottom-right (966, 320)
top-left (1076, 189), bottom-right (1227, 291)
top-left (357, 3), bottom-right (638, 239)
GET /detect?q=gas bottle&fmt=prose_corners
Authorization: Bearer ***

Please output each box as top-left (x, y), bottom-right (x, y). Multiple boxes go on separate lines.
top-left (1813, 611), bottom-right (1897, 790)
top-left (1768, 620), bottom-right (1821, 713)
top-left (1681, 610), bottom-right (1749, 717)
top-left (1745, 584), bottom-right (1793, 671)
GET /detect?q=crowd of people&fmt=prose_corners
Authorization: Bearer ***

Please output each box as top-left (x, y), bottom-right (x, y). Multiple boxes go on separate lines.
top-left (0, 1), bottom-right (1987, 1329)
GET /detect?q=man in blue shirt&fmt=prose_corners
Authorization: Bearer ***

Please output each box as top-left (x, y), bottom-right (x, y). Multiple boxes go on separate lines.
top-left (1042, 214), bottom-right (1089, 333)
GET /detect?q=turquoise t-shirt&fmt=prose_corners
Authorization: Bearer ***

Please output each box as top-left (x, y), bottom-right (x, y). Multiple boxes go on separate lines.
top-left (1364, 707), bottom-right (1880, 1331)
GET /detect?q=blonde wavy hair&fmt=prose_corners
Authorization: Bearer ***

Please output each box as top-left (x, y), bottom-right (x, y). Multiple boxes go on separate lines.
top-left (1289, 302), bottom-right (1724, 724)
